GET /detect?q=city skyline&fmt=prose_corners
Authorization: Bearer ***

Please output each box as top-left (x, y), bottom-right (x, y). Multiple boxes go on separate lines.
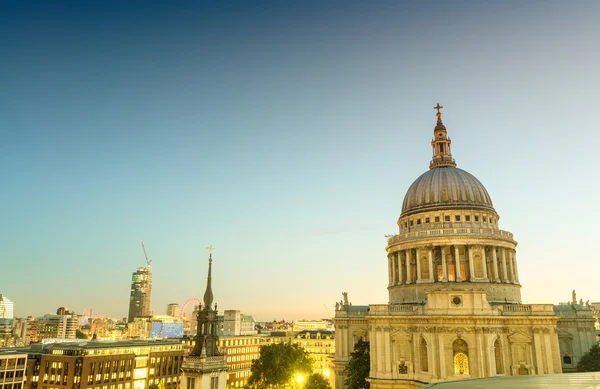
top-left (2, 1), bottom-right (600, 321)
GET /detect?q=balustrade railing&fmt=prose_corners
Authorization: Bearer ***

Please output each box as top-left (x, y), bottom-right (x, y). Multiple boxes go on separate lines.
top-left (388, 227), bottom-right (514, 245)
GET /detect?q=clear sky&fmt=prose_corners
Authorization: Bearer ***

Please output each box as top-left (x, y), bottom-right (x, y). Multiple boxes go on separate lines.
top-left (1, 1), bottom-right (599, 321)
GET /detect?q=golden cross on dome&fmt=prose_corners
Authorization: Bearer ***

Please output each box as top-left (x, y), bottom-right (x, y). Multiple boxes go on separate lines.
top-left (434, 103), bottom-right (443, 114)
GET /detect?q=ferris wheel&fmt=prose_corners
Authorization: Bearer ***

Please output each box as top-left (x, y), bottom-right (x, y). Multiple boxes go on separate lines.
top-left (181, 298), bottom-right (202, 318)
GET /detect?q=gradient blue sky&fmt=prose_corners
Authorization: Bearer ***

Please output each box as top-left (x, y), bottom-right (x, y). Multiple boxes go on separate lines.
top-left (2, 1), bottom-right (599, 321)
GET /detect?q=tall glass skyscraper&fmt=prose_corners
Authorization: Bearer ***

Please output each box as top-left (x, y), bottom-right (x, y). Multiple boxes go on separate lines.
top-left (0, 294), bottom-right (14, 335)
top-left (127, 267), bottom-right (152, 322)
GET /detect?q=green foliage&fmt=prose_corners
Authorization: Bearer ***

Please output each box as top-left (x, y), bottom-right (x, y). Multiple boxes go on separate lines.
top-left (75, 329), bottom-right (88, 339)
top-left (577, 344), bottom-right (600, 372)
top-left (248, 342), bottom-right (313, 389)
top-left (305, 373), bottom-right (331, 389)
top-left (343, 339), bottom-right (370, 389)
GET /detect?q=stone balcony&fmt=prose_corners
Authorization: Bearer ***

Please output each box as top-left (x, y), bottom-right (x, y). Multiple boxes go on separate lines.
top-left (387, 227), bottom-right (515, 246)
top-left (368, 303), bottom-right (556, 317)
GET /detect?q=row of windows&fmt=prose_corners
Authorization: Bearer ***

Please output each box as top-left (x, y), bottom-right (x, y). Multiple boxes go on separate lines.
top-left (0, 371), bottom-right (24, 380)
top-left (225, 347), bottom-right (258, 355)
top-left (0, 359), bottom-right (26, 368)
top-left (219, 338), bottom-right (259, 347)
top-left (404, 214), bottom-right (496, 228)
top-left (1, 383), bottom-right (23, 389)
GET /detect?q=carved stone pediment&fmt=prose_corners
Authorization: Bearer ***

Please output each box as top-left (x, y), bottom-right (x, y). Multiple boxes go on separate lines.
top-left (508, 331), bottom-right (533, 343)
top-left (391, 329), bottom-right (412, 341)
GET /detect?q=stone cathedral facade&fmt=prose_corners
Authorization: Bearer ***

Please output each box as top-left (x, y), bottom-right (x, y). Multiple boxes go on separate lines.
top-left (333, 106), bottom-right (562, 389)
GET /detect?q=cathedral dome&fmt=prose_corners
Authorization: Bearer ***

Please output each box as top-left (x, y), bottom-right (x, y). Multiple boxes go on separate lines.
top-left (400, 166), bottom-right (495, 218)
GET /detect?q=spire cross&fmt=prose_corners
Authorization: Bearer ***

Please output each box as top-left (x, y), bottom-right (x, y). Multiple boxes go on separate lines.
top-left (434, 103), bottom-right (443, 114)
top-left (206, 245), bottom-right (214, 261)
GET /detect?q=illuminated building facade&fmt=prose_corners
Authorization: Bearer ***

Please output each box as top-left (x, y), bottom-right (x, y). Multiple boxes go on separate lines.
top-left (29, 315), bottom-right (79, 343)
top-left (0, 350), bottom-right (27, 389)
top-left (334, 107), bottom-right (562, 389)
top-left (293, 331), bottom-right (334, 383)
top-left (0, 296), bottom-right (14, 339)
top-left (128, 268), bottom-right (152, 323)
top-left (19, 340), bottom-right (183, 389)
top-left (217, 336), bottom-right (261, 388)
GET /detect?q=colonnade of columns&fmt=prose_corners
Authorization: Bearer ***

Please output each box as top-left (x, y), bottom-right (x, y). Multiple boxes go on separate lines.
top-left (388, 245), bottom-right (519, 286)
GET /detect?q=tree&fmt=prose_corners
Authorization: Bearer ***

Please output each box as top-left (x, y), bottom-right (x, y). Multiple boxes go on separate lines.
top-left (75, 329), bottom-right (88, 339)
top-left (248, 342), bottom-right (313, 389)
top-left (577, 344), bottom-right (600, 372)
top-left (343, 339), bottom-right (370, 389)
top-left (305, 373), bottom-right (331, 389)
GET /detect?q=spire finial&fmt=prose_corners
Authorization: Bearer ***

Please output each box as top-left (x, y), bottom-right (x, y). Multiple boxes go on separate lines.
top-left (434, 103), bottom-right (443, 123)
top-left (203, 246), bottom-right (214, 310)
top-left (206, 245), bottom-right (214, 263)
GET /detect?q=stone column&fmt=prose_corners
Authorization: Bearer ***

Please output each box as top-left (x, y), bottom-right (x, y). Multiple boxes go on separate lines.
top-left (468, 246), bottom-right (475, 281)
top-left (416, 248), bottom-right (422, 282)
top-left (491, 247), bottom-right (500, 282)
top-left (512, 250), bottom-right (520, 284)
top-left (441, 246), bottom-right (448, 282)
top-left (481, 246), bottom-right (488, 280)
top-left (507, 251), bottom-right (515, 283)
top-left (437, 331), bottom-right (446, 378)
top-left (388, 254), bottom-right (393, 286)
top-left (501, 248), bottom-right (509, 283)
top-left (454, 245), bottom-right (462, 282)
top-left (428, 248), bottom-right (434, 282)
top-left (398, 253), bottom-right (404, 285)
top-left (406, 249), bottom-right (412, 284)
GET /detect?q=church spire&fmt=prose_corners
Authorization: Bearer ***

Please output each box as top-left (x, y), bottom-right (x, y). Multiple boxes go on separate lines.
top-left (191, 245), bottom-right (220, 357)
top-left (429, 103), bottom-right (457, 169)
top-left (203, 245), bottom-right (214, 311)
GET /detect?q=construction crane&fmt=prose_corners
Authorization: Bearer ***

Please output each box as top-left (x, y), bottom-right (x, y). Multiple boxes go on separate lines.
top-left (141, 241), bottom-right (152, 269)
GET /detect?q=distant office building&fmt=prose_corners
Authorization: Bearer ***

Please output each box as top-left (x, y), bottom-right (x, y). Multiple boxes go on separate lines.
top-left (29, 315), bottom-right (79, 343)
top-left (166, 304), bottom-right (180, 318)
top-left (217, 336), bottom-right (261, 388)
top-left (0, 350), bottom-right (27, 389)
top-left (0, 295), bottom-right (14, 336)
top-left (128, 268), bottom-right (152, 323)
top-left (221, 311), bottom-right (257, 336)
top-left (18, 339), bottom-right (183, 389)
top-left (126, 317), bottom-right (153, 340)
top-left (11, 318), bottom-right (32, 346)
top-left (292, 320), bottom-right (332, 332)
top-left (293, 330), bottom-right (334, 382)
top-left (149, 316), bottom-right (184, 338)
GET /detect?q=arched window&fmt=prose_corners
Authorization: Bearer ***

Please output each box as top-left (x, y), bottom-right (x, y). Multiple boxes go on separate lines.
top-left (420, 337), bottom-right (429, 372)
top-left (453, 339), bottom-right (469, 375)
top-left (494, 338), bottom-right (504, 374)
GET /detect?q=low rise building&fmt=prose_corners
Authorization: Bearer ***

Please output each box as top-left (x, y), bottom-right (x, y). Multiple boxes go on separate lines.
top-left (16, 339), bottom-right (183, 389)
top-left (554, 292), bottom-right (597, 372)
top-left (292, 320), bottom-right (332, 332)
top-left (292, 331), bottom-right (334, 383)
top-left (0, 350), bottom-right (27, 389)
top-left (217, 336), bottom-right (261, 388)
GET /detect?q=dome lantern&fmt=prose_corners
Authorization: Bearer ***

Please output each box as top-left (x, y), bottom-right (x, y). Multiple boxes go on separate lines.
top-left (430, 103), bottom-right (457, 169)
